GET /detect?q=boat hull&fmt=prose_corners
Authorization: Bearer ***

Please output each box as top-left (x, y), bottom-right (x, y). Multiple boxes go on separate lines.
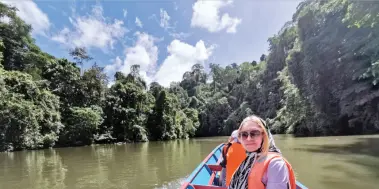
top-left (180, 143), bottom-right (308, 189)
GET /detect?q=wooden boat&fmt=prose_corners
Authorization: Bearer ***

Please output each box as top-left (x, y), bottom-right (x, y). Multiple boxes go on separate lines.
top-left (180, 143), bottom-right (308, 189)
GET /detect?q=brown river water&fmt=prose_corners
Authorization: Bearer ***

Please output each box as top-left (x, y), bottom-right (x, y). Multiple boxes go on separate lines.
top-left (1, 134), bottom-right (378, 189)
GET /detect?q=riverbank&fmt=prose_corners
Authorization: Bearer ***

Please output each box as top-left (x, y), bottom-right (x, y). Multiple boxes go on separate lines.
top-left (3, 132), bottom-right (379, 153)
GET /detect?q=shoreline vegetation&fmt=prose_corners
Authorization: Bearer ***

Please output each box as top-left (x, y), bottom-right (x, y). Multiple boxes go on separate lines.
top-left (1, 0), bottom-right (379, 152)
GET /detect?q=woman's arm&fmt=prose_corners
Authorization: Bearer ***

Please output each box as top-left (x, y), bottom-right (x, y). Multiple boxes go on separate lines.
top-left (263, 158), bottom-right (290, 189)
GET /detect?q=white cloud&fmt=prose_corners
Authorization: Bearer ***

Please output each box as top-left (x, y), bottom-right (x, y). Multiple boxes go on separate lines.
top-left (191, 0), bottom-right (241, 33)
top-left (154, 40), bottom-right (215, 87)
top-left (1, 0), bottom-right (50, 36)
top-left (52, 5), bottom-right (127, 51)
top-left (123, 8), bottom-right (127, 18)
top-left (105, 56), bottom-right (123, 88)
top-left (169, 32), bottom-right (191, 40)
top-left (148, 9), bottom-right (190, 40)
top-left (105, 56), bottom-right (123, 74)
top-left (160, 8), bottom-right (170, 29)
top-left (106, 33), bottom-right (214, 87)
top-left (105, 32), bottom-right (159, 86)
top-left (135, 17), bottom-right (143, 28)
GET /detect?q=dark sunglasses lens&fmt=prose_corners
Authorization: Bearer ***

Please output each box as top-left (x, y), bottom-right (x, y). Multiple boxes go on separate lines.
top-left (239, 131), bottom-right (262, 139)
top-left (250, 130), bottom-right (261, 137)
top-left (240, 132), bottom-right (249, 139)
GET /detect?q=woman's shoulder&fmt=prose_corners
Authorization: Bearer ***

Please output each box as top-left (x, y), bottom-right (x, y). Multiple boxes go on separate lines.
top-left (262, 157), bottom-right (289, 184)
top-left (268, 157), bottom-right (288, 171)
top-left (260, 157), bottom-right (290, 189)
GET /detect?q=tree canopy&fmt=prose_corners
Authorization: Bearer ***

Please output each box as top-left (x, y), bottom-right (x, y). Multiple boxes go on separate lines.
top-left (1, 0), bottom-right (379, 151)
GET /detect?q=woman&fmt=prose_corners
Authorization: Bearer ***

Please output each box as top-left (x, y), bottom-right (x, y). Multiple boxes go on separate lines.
top-left (228, 115), bottom-right (296, 189)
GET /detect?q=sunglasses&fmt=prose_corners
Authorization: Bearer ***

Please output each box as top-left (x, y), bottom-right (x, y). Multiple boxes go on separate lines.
top-left (238, 130), bottom-right (263, 139)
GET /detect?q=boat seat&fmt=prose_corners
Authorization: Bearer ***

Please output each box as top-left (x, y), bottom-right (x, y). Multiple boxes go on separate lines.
top-left (206, 164), bottom-right (222, 172)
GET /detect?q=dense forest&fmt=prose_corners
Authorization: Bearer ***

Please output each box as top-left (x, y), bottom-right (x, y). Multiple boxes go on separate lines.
top-left (1, 0), bottom-right (379, 152)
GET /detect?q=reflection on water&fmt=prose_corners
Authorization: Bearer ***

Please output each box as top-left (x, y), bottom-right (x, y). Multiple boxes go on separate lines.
top-left (0, 149), bottom-right (67, 189)
top-left (0, 137), bottom-right (226, 189)
top-left (0, 135), bottom-right (378, 189)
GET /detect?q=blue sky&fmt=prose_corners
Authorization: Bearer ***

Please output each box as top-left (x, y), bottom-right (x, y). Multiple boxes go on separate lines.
top-left (2, 0), bottom-right (302, 87)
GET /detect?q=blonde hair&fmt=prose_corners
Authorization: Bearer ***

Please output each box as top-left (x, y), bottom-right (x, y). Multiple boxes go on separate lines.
top-left (238, 115), bottom-right (270, 155)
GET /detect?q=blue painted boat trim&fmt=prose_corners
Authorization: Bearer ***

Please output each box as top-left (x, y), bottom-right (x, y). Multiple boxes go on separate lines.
top-left (184, 143), bottom-right (224, 184)
top-left (181, 143), bottom-right (309, 189)
top-left (296, 181), bottom-right (308, 189)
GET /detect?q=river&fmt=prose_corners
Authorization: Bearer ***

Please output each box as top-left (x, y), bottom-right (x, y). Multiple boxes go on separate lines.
top-left (0, 134), bottom-right (378, 189)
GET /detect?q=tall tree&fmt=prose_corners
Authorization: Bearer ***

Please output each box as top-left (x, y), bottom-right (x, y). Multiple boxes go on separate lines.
top-left (69, 47), bottom-right (92, 75)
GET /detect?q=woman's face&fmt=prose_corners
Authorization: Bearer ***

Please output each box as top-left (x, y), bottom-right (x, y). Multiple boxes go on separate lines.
top-left (239, 121), bottom-right (264, 152)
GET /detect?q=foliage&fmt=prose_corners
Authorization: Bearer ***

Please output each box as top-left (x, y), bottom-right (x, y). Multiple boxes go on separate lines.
top-left (58, 106), bottom-right (103, 146)
top-left (1, 0), bottom-right (379, 152)
top-left (101, 71), bottom-right (152, 142)
top-left (0, 67), bottom-right (62, 151)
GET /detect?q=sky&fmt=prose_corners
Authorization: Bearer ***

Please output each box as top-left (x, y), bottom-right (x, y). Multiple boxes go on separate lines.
top-left (1, 0), bottom-right (303, 87)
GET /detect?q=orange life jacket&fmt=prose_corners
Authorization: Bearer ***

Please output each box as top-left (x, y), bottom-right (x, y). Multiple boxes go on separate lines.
top-left (248, 152), bottom-right (297, 189)
top-left (221, 141), bottom-right (246, 187)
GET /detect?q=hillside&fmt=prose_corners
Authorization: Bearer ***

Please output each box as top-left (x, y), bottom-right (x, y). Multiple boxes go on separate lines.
top-left (1, 0), bottom-right (379, 152)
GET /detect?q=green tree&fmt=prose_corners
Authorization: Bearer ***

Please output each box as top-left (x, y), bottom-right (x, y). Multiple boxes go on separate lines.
top-left (69, 47), bottom-right (92, 75)
top-left (0, 67), bottom-right (62, 151)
